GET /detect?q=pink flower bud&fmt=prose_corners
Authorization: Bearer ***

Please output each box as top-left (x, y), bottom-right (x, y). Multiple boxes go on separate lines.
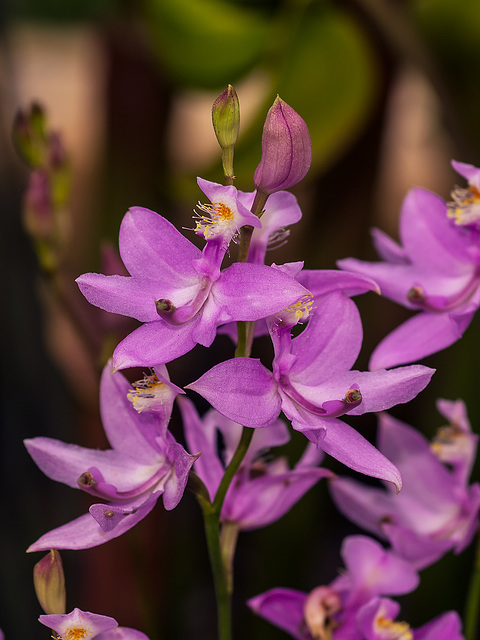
top-left (254, 96), bottom-right (312, 195)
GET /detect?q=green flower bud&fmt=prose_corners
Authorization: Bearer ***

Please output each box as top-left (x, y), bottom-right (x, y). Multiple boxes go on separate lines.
top-left (12, 103), bottom-right (47, 168)
top-left (212, 85), bottom-right (240, 181)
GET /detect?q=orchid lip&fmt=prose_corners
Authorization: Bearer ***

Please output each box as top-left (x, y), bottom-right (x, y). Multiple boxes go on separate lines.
top-left (279, 377), bottom-right (362, 418)
top-left (77, 465), bottom-right (168, 502)
top-left (407, 268), bottom-right (480, 312)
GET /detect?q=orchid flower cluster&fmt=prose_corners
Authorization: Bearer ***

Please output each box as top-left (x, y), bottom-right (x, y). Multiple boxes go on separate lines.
top-left (17, 89), bottom-right (480, 640)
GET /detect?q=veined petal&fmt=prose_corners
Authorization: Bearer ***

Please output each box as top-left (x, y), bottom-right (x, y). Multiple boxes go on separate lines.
top-left (297, 269), bottom-right (380, 298)
top-left (414, 610), bottom-right (464, 640)
top-left (248, 589), bottom-right (308, 640)
top-left (330, 476), bottom-right (393, 538)
top-left (371, 227), bottom-right (408, 264)
top-left (294, 365), bottom-right (434, 416)
top-left (76, 274), bottom-right (199, 322)
top-left (340, 535), bottom-right (419, 599)
top-left (377, 412), bottom-right (458, 500)
top-left (338, 258), bottom-right (473, 310)
top-left (186, 358), bottom-right (281, 428)
top-left (369, 312), bottom-right (473, 370)
top-left (27, 493), bottom-right (161, 551)
top-left (242, 190), bottom-right (302, 263)
top-left (162, 442), bottom-right (200, 510)
top-left (112, 319), bottom-right (198, 369)
top-left (400, 187), bottom-right (473, 271)
top-left (119, 207), bottom-right (201, 278)
top-left (223, 467), bottom-right (331, 530)
top-left (309, 418), bottom-right (402, 490)
top-left (24, 438), bottom-right (160, 491)
top-left (178, 397), bottom-right (225, 501)
top-left (213, 262), bottom-right (310, 321)
top-left (381, 523), bottom-right (456, 570)
top-left (289, 292), bottom-right (363, 384)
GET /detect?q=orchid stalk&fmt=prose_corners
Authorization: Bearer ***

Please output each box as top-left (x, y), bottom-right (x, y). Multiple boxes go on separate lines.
top-left (18, 83), bottom-right (479, 640)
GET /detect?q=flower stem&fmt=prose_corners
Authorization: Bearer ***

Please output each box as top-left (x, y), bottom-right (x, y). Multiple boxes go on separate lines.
top-left (198, 426), bottom-right (254, 640)
top-left (213, 427), bottom-right (254, 512)
top-left (200, 185), bottom-right (265, 640)
top-left (202, 507), bottom-right (233, 640)
top-left (220, 521), bottom-right (240, 595)
top-left (464, 527), bottom-right (480, 640)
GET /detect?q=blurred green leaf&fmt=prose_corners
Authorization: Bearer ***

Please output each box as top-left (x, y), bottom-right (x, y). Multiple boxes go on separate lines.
top-left (412, 0), bottom-right (480, 150)
top-left (146, 0), bottom-right (269, 88)
top-left (227, 3), bottom-right (379, 188)
top-left (276, 4), bottom-right (378, 174)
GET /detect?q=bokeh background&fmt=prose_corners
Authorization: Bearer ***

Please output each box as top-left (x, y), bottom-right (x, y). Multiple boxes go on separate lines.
top-left (2, 0), bottom-right (480, 637)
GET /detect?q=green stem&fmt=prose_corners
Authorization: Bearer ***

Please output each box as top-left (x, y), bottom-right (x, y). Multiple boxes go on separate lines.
top-left (220, 522), bottom-right (240, 595)
top-left (197, 427), bottom-right (254, 640)
top-left (464, 527), bottom-right (480, 640)
top-left (235, 321), bottom-right (247, 358)
top-left (203, 508), bottom-right (232, 640)
top-left (198, 186), bottom-right (268, 640)
top-left (223, 147), bottom-right (235, 186)
top-left (213, 427), bottom-right (254, 512)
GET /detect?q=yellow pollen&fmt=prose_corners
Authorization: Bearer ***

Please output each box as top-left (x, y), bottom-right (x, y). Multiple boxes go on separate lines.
top-left (212, 202), bottom-right (234, 222)
top-left (194, 201), bottom-right (236, 238)
top-left (376, 617), bottom-right (413, 640)
top-left (431, 422), bottom-right (468, 461)
top-left (63, 628), bottom-right (92, 639)
top-left (286, 295), bottom-right (314, 322)
top-left (127, 373), bottom-right (168, 413)
top-left (447, 184), bottom-right (480, 225)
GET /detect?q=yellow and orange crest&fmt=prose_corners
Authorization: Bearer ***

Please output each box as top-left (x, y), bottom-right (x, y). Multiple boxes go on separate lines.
top-left (194, 201), bottom-right (236, 239)
top-left (127, 372), bottom-right (170, 413)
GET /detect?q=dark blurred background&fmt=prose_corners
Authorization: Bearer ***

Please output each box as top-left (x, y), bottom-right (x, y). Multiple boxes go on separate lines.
top-left (1, 0), bottom-right (480, 637)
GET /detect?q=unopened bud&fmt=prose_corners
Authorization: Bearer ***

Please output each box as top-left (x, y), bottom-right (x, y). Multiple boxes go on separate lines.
top-left (23, 170), bottom-right (53, 239)
top-left (212, 85), bottom-right (240, 180)
top-left (254, 96), bottom-right (312, 196)
top-left (33, 550), bottom-right (66, 615)
top-left (212, 85), bottom-right (240, 149)
top-left (12, 103), bottom-right (47, 168)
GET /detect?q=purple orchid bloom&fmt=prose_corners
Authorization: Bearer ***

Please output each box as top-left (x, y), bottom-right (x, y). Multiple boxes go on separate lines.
top-left (338, 161), bottom-right (480, 369)
top-left (187, 289), bottom-right (434, 488)
top-left (25, 364), bottom-right (198, 551)
top-left (178, 397), bottom-right (331, 530)
top-left (76, 178), bottom-right (309, 369)
top-left (330, 399), bottom-right (480, 569)
top-left (39, 608), bottom-right (150, 640)
top-left (356, 597), bottom-right (464, 640)
top-left (248, 535), bottom-right (419, 640)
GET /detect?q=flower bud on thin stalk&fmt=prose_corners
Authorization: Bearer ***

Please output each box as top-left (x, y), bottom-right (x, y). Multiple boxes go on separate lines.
top-left (238, 95), bottom-right (312, 263)
top-left (237, 97), bottom-right (312, 355)
top-left (212, 85), bottom-right (240, 186)
top-left (12, 103), bottom-right (48, 169)
top-left (13, 103), bottom-right (71, 274)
